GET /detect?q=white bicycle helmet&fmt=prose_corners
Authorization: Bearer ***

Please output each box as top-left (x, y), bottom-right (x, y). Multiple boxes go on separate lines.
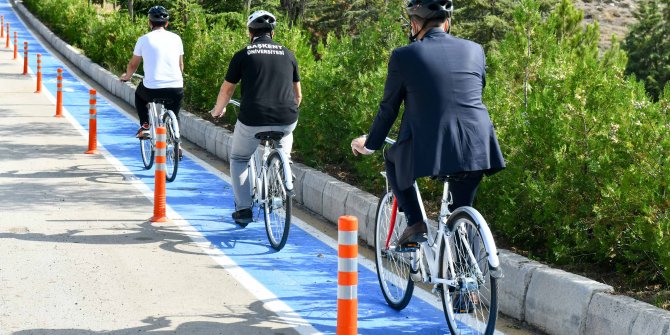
top-left (247, 10), bottom-right (277, 30)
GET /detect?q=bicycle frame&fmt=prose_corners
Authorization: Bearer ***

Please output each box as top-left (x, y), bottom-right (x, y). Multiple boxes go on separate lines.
top-left (380, 138), bottom-right (500, 287)
top-left (249, 140), bottom-right (294, 206)
top-left (147, 102), bottom-right (180, 144)
top-left (248, 144), bottom-right (269, 206)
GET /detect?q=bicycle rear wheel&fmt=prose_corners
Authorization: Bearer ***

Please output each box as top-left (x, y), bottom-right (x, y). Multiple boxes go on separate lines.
top-left (139, 137), bottom-right (154, 169)
top-left (163, 114), bottom-right (179, 182)
top-left (263, 151), bottom-right (292, 251)
top-left (439, 211), bottom-right (498, 335)
top-left (374, 191), bottom-right (414, 310)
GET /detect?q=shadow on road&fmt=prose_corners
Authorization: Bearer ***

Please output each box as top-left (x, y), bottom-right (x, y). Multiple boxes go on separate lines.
top-left (11, 300), bottom-right (300, 334)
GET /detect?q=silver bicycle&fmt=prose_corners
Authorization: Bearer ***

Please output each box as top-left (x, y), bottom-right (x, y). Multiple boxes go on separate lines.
top-left (228, 100), bottom-right (294, 251)
top-left (374, 138), bottom-right (502, 334)
top-left (130, 74), bottom-right (181, 182)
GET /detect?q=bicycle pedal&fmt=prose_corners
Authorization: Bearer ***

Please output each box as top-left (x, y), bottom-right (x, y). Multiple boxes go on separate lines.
top-left (395, 243), bottom-right (419, 252)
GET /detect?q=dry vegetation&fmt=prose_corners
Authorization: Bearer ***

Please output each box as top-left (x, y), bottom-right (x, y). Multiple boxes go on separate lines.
top-left (576, 0), bottom-right (640, 49)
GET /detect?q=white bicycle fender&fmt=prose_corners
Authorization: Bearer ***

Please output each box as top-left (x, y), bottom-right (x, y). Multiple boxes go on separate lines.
top-left (450, 206), bottom-right (500, 269)
top-left (273, 150), bottom-right (294, 192)
top-left (166, 110), bottom-right (180, 139)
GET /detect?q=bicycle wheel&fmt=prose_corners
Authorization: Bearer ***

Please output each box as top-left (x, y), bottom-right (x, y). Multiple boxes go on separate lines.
top-left (163, 114), bottom-right (179, 182)
top-left (263, 151), bottom-right (292, 251)
top-left (374, 191), bottom-right (414, 310)
top-left (139, 137), bottom-right (154, 169)
top-left (439, 211), bottom-right (498, 335)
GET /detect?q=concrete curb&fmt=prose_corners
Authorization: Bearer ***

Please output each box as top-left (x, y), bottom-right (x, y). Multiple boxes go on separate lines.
top-left (524, 268), bottom-right (614, 334)
top-left (12, 1), bottom-right (670, 334)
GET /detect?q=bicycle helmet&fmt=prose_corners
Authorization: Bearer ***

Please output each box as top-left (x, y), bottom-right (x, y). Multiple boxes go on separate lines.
top-left (148, 6), bottom-right (169, 24)
top-left (247, 10), bottom-right (277, 30)
top-left (406, 0), bottom-right (453, 19)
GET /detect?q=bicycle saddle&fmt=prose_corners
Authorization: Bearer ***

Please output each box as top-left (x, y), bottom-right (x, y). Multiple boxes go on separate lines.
top-left (152, 98), bottom-right (174, 105)
top-left (254, 131), bottom-right (284, 142)
top-left (432, 175), bottom-right (452, 183)
top-left (432, 172), bottom-right (479, 183)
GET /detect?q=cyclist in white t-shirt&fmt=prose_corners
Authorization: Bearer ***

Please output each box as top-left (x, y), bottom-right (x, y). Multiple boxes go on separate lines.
top-left (119, 6), bottom-right (184, 139)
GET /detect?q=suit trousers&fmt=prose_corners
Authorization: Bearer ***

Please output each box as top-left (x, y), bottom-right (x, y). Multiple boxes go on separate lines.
top-left (384, 152), bottom-right (484, 226)
top-left (230, 120), bottom-right (297, 210)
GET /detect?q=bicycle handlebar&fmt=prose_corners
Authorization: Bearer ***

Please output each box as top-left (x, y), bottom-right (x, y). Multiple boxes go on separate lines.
top-left (120, 73), bottom-right (144, 82)
top-left (228, 99), bottom-right (240, 108)
top-left (385, 137), bottom-right (396, 145)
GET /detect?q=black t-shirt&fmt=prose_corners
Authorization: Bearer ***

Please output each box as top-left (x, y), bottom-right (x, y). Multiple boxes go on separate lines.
top-left (225, 35), bottom-right (300, 126)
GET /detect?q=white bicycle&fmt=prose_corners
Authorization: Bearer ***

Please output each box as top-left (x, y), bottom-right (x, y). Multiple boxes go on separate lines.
top-left (125, 74), bottom-right (181, 182)
top-left (375, 138), bottom-right (502, 335)
top-left (228, 100), bottom-right (294, 251)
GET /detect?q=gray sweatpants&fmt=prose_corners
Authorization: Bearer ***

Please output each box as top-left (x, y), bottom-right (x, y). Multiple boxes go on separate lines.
top-left (230, 120), bottom-right (297, 210)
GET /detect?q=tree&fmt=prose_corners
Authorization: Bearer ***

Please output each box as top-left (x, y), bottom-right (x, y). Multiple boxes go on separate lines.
top-left (280, 0), bottom-right (306, 23)
top-left (623, 0), bottom-right (670, 100)
top-left (452, 0), bottom-right (555, 49)
top-left (128, 0), bottom-right (134, 22)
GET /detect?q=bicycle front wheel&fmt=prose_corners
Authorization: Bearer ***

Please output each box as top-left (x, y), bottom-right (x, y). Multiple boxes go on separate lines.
top-left (440, 211), bottom-right (498, 335)
top-left (263, 151), bottom-right (292, 251)
top-left (163, 114), bottom-right (179, 182)
top-left (139, 137), bottom-right (154, 169)
top-left (374, 191), bottom-right (414, 310)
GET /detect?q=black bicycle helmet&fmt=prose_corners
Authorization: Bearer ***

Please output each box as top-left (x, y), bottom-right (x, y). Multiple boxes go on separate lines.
top-left (247, 10), bottom-right (277, 30)
top-left (148, 6), bottom-right (169, 24)
top-left (406, 0), bottom-right (453, 19)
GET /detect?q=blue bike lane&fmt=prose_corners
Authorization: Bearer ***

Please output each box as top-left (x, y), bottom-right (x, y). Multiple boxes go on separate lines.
top-left (1, 2), bottom-right (488, 334)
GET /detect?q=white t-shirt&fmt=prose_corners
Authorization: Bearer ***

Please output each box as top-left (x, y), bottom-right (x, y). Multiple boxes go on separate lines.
top-left (133, 29), bottom-right (184, 89)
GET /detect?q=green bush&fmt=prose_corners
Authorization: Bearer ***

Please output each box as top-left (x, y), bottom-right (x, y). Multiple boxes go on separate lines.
top-left (480, 0), bottom-right (670, 283)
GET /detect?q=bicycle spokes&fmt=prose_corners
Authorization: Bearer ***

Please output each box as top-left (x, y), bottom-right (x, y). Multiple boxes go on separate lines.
top-left (263, 152), bottom-right (292, 251)
top-left (374, 192), bottom-right (414, 310)
top-left (442, 215), bottom-right (498, 335)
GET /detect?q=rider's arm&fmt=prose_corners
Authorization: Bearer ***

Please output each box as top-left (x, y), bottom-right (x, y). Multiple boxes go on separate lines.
top-left (211, 81), bottom-right (236, 118)
top-left (292, 55), bottom-right (302, 107)
top-left (364, 50), bottom-right (405, 151)
top-left (120, 55), bottom-right (141, 81)
top-left (179, 55), bottom-right (184, 73)
top-left (211, 51), bottom-right (244, 117)
top-left (293, 82), bottom-right (302, 107)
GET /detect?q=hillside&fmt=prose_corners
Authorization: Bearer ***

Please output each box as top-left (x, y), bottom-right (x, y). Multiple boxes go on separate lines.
top-left (575, 0), bottom-right (639, 49)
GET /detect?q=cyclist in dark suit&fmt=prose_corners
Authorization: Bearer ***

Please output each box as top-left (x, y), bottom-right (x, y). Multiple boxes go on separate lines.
top-left (351, 0), bottom-right (505, 247)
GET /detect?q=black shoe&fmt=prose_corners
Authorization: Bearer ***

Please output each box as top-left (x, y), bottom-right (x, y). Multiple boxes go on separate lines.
top-left (136, 123), bottom-right (150, 139)
top-left (232, 208), bottom-right (253, 227)
top-left (397, 222), bottom-right (428, 247)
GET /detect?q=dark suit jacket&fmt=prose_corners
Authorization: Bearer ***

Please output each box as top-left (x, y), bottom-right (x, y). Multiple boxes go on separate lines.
top-left (365, 28), bottom-right (506, 190)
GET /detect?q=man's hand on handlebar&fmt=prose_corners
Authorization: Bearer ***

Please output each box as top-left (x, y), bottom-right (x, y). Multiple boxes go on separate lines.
top-left (120, 73), bottom-right (143, 82)
top-left (210, 106), bottom-right (226, 119)
top-left (351, 135), bottom-right (374, 156)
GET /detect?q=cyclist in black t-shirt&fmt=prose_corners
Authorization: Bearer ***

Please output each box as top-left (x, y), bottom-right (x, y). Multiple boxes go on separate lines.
top-left (210, 10), bottom-right (302, 226)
